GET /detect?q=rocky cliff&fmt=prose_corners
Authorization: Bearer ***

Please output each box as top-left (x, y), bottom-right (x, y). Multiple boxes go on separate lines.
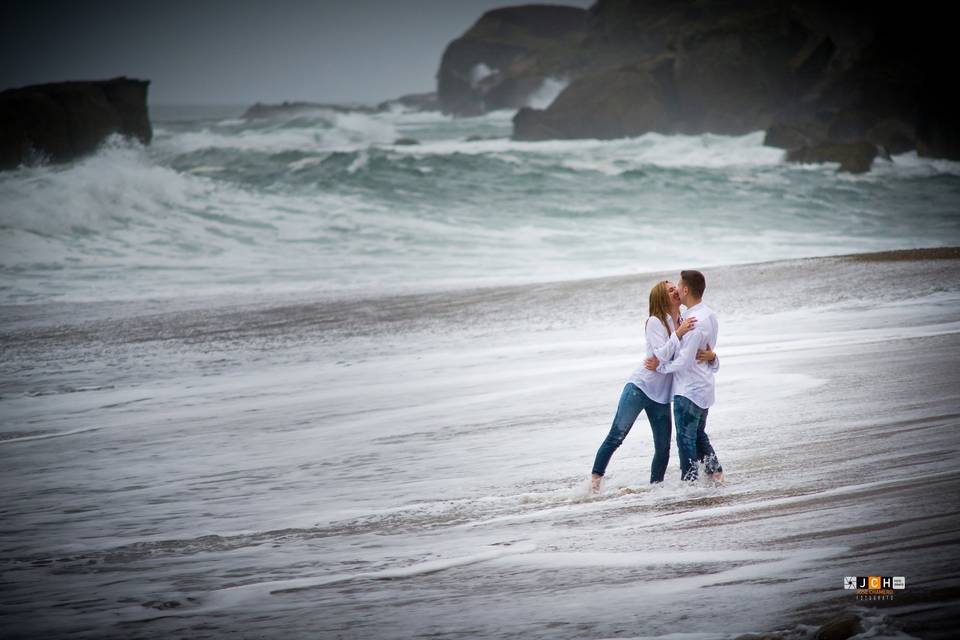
top-left (0, 77), bottom-right (152, 170)
top-left (436, 1), bottom-right (958, 165)
top-left (436, 4), bottom-right (589, 117)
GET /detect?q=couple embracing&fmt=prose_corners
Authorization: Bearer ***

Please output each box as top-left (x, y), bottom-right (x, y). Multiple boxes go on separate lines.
top-left (590, 270), bottom-right (724, 492)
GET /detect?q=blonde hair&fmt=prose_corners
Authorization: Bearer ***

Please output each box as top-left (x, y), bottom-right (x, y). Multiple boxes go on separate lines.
top-left (648, 280), bottom-right (673, 336)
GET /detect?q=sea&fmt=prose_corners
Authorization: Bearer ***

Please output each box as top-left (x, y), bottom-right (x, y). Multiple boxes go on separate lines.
top-left (1, 104), bottom-right (959, 305)
top-left (1, 104), bottom-right (959, 639)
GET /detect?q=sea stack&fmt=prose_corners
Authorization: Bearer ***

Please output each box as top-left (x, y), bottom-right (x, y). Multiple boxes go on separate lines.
top-left (436, 1), bottom-right (959, 168)
top-left (0, 77), bottom-right (152, 171)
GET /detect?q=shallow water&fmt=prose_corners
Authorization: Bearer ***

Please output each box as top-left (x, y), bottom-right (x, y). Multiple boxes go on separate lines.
top-left (2, 255), bottom-right (958, 638)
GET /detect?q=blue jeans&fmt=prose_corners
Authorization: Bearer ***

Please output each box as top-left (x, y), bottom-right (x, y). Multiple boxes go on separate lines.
top-left (592, 383), bottom-right (672, 483)
top-left (673, 395), bottom-right (722, 481)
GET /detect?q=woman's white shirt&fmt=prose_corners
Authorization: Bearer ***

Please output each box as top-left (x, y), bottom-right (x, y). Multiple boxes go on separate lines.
top-left (627, 315), bottom-right (677, 404)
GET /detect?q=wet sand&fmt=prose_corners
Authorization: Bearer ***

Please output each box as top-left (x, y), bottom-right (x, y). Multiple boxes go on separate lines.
top-left (1, 248), bottom-right (959, 639)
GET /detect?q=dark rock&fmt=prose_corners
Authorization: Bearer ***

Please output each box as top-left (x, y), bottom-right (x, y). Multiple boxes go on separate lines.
top-left (786, 141), bottom-right (878, 173)
top-left (0, 77), bottom-right (151, 171)
top-left (866, 117), bottom-right (916, 155)
top-left (513, 106), bottom-right (563, 141)
top-left (763, 123), bottom-right (816, 150)
top-left (437, 5), bottom-right (588, 116)
top-left (244, 101), bottom-right (316, 118)
top-left (826, 110), bottom-right (873, 144)
top-left (436, 1), bottom-right (957, 155)
top-left (392, 137), bottom-right (420, 146)
top-left (669, 5), bottom-right (806, 136)
top-left (814, 612), bottom-right (863, 640)
top-left (243, 101), bottom-right (376, 118)
top-left (917, 78), bottom-right (960, 160)
top-left (733, 634), bottom-right (784, 640)
top-left (377, 91), bottom-right (438, 112)
top-left (465, 135), bottom-right (499, 142)
top-left (766, 111), bottom-right (912, 162)
top-left (142, 600), bottom-right (181, 610)
top-left (514, 58), bottom-right (680, 141)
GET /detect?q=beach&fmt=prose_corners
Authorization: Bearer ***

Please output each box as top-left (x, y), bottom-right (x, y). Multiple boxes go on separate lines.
top-left (2, 248), bottom-right (958, 639)
top-left (5, 1), bottom-right (960, 636)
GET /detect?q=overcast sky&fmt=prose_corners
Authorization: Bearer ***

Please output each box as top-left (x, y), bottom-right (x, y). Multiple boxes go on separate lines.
top-left (1, 0), bottom-right (593, 106)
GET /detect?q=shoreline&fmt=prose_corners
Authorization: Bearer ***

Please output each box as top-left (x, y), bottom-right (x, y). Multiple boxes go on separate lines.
top-left (843, 246), bottom-right (960, 262)
top-left (2, 246), bottom-right (958, 329)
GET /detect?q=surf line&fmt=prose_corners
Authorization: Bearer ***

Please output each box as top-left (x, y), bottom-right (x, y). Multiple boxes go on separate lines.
top-left (0, 425), bottom-right (102, 445)
top-left (269, 543), bottom-right (538, 595)
top-left (198, 542), bottom-right (538, 612)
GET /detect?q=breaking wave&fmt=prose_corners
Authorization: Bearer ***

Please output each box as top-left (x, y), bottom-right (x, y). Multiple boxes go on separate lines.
top-left (1, 105), bottom-right (959, 304)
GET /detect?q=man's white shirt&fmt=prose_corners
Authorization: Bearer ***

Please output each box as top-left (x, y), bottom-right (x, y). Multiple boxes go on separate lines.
top-left (656, 302), bottom-right (719, 409)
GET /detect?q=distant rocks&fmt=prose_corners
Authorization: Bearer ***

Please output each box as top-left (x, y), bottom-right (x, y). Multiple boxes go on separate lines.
top-left (244, 92), bottom-right (439, 119)
top-left (435, 0), bottom-right (959, 170)
top-left (377, 91), bottom-right (438, 112)
top-left (392, 137), bottom-right (420, 146)
top-left (0, 77), bottom-right (152, 171)
top-left (243, 101), bottom-right (377, 118)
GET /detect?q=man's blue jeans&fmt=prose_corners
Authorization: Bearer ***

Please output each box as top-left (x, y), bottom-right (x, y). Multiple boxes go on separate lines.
top-left (592, 383), bottom-right (672, 483)
top-left (673, 395), bottom-right (722, 481)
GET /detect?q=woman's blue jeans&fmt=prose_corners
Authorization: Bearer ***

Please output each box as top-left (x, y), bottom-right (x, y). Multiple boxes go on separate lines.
top-left (592, 383), bottom-right (672, 483)
top-left (673, 395), bottom-right (722, 481)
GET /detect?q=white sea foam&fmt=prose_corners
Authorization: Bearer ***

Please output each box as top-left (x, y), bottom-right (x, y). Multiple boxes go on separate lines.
top-left (0, 137), bottom-right (201, 236)
top-left (525, 76), bottom-right (570, 109)
top-left (153, 108), bottom-right (398, 154)
top-left (393, 130), bottom-right (785, 169)
top-left (869, 149), bottom-right (960, 177)
top-left (470, 62), bottom-right (497, 86)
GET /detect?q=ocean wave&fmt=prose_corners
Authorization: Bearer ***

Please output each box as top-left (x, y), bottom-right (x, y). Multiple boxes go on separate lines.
top-left (0, 137), bottom-right (203, 237)
top-left (387, 131), bottom-right (786, 169)
top-left (2, 106), bottom-right (959, 305)
top-left (151, 131), bottom-right (790, 194)
top-left (156, 105), bottom-right (960, 179)
top-left (867, 150), bottom-right (960, 178)
top-left (154, 109), bottom-right (399, 155)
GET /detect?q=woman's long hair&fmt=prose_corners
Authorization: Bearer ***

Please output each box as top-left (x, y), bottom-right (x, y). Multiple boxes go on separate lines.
top-left (648, 280), bottom-right (673, 336)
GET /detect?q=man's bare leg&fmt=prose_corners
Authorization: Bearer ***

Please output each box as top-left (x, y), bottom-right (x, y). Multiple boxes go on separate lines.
top-left (591, 473), bottom-right (602, 494)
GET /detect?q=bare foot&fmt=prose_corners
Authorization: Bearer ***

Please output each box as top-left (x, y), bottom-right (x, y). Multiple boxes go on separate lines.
top-left (709, 471), bottom-right (725, 485)
top-left (590, 474), bottom-right (602, 494)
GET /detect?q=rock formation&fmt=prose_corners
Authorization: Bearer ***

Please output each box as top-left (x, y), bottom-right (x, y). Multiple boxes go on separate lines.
top-left (786, 141), bottom-right (878, 174)
top-left (377, 92), bottom-right (439, 112)
top-left (436, 4), bottom-right (589, 116)
top-left (243, 101), bottom-right (378, 118)
top-left (244, 92), bottom-right (439, 119)
top-left (436, 1), bottom-right (959, 167)
top-left (0, 77), bottom-right (151, 170)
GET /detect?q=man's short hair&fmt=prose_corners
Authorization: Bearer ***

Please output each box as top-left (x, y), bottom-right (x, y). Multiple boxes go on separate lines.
top-left (680, 270), bottom-right (706, 298)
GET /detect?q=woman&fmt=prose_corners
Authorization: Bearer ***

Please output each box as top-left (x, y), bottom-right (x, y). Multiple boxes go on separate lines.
top-left (590, 280), bottom-right (713, 491)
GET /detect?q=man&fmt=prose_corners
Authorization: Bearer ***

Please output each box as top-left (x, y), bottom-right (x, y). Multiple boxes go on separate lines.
top-left (645, 270), bottom-right (724, 483)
